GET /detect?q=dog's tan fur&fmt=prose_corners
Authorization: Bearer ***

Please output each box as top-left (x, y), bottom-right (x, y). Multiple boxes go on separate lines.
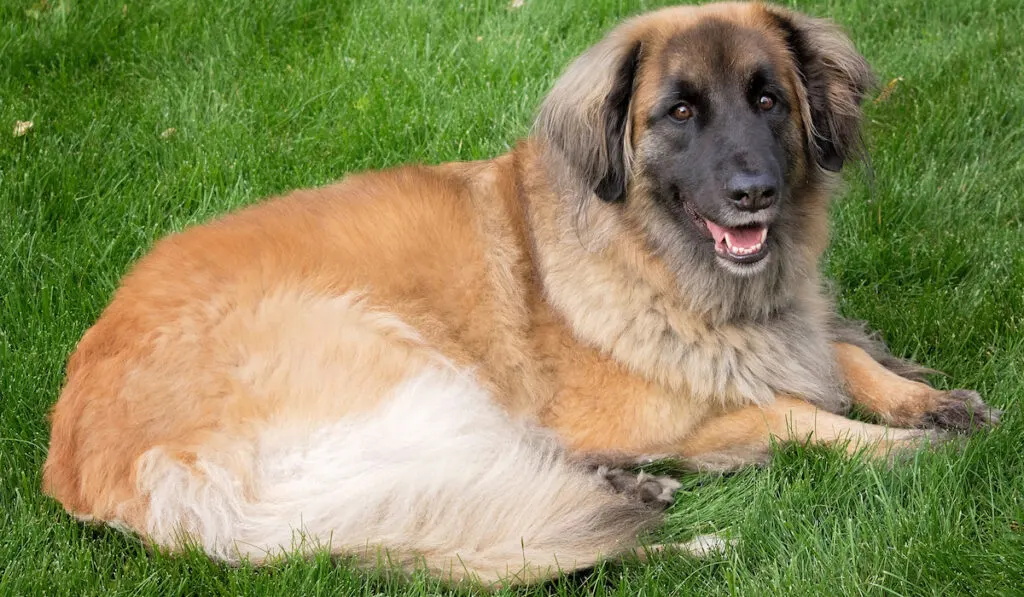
top-left (43, 2), bottom-right (997, 586)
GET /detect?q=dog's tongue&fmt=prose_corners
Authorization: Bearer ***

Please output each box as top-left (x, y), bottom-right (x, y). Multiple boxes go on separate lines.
top-left (705, 221), bottom-right (766, 251)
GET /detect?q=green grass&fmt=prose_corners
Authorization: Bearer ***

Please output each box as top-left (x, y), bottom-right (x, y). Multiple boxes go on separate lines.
top-left (2, 0), bottom-right (1022, 594)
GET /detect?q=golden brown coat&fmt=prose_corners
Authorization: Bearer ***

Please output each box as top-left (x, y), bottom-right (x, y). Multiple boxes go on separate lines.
top-left (43, 2), bottom-right (997, 587)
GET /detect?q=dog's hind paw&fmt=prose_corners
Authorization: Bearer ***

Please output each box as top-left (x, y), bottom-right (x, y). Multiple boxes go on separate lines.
top-left (594, 466), bottom-right (680, 510)
top-left (638, 533), bottom-right (738, 560)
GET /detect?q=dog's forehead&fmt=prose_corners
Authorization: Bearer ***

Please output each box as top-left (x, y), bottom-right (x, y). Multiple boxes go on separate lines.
top-left (657, 19), bottom-right (786, 87)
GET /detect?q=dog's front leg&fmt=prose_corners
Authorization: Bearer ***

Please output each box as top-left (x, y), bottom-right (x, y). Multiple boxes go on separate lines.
top-left (674, 397), bottom-right (947, 471)
top-left (834, 343), bottom-right (1000, 430)
top-left (539, 335), bottom-right (993, 474)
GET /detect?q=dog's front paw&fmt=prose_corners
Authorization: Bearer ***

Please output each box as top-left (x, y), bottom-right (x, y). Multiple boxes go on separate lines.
top-left (883, 427), bottom-right (960, 464)
top-left (921, 389), bottom-right (1001, 432)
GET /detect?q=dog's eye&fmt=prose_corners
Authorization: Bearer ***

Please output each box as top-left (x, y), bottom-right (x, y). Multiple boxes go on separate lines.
top-left (757, 94), bottom-right (776, 111)
top-left (669, 103), bottom-right (694, 122)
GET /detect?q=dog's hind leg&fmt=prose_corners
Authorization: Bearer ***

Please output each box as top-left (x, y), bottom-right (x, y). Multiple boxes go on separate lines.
top-left (834, 343), bottom-right (1001, 431)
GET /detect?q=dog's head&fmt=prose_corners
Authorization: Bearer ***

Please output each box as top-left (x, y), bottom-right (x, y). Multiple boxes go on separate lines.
top-left (535, 2), bottom-right (874, 317)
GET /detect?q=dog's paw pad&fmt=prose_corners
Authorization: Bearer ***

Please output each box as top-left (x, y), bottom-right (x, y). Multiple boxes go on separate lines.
top-left (635, 472), bottom-right (681, 506)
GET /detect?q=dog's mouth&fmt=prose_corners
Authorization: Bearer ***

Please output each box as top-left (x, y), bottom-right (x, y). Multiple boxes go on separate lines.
top-left (683, 202), bottom-right (769, 264)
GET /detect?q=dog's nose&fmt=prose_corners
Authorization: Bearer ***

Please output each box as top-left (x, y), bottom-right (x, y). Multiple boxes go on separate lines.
top-left (727, 173), bottom-right (777, 212)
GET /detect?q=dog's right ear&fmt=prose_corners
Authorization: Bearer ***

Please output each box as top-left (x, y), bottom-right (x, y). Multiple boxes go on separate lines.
top-left (534, 34), bottom-right (643, 204)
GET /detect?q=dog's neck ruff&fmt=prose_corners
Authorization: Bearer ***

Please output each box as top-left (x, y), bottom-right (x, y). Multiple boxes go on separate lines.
top-left (519, 144), bottom-right (844, 410)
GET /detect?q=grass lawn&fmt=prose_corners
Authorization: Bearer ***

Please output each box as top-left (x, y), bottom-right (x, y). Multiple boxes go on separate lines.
top-left (2, 0), bottom-right (1023, 594)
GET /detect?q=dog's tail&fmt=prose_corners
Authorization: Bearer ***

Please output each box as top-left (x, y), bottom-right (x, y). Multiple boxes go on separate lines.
top-left (136, 367), bottom-right (665, 586)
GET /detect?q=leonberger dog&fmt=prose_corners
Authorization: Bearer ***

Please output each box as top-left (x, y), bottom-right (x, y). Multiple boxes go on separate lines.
top-left (43, 0), bottom-right (999, 587)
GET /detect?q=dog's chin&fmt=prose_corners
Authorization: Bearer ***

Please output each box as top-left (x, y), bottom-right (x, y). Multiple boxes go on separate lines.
top-left (715, 252), bottom-right (771, 276)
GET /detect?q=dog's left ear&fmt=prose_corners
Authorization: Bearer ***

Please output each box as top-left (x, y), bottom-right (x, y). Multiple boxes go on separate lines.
top-left (766, 7), bottom-right (876, 172)
top-left (534, 33), bottom-right (642, 203)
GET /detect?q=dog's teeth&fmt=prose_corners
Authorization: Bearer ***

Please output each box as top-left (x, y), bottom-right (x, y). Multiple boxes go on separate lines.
top-left (723, 230), bottom-right (766, 257)
top-left (726, 241), bottom-right (763, 257)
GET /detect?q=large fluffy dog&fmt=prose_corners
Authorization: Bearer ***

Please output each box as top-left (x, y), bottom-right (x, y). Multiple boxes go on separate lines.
top-left (43, 1), bottom-right (998, 586)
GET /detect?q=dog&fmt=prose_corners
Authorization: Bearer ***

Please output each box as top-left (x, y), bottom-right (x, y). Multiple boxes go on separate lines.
top-left (43, 1), bottom-right (999, 587)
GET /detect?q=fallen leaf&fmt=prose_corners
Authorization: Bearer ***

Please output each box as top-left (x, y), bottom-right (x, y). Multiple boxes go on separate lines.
top-left (159, 127), bottom-right (177, 139)
top-left (510, 0), bottom-right (525, 8)
top-left (13, 120), bottom-right (34, 137)
top-left (873, 76), bottom-right (904, 104)
top-left (476, 35), bottom-right (483, 42)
